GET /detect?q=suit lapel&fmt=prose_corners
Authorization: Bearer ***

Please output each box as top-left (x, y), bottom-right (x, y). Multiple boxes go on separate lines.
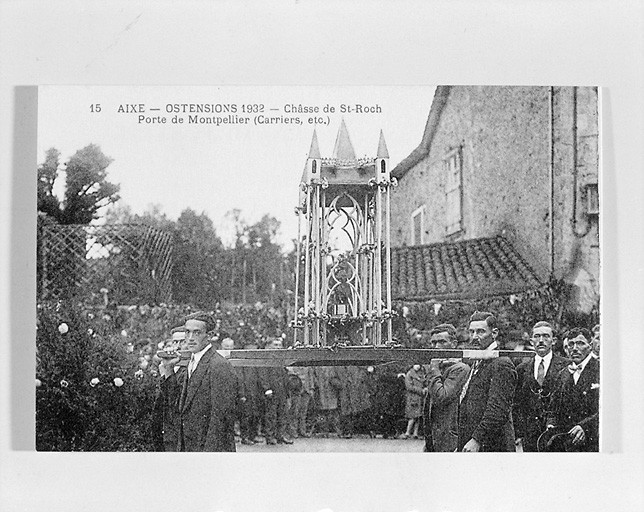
top-left (178, 369), bottom-right (189, 412)
top-left (576, 357), bottom-right (598, 389)
top-left (542, 355), bottom-right (564, 388)
top-left (182, 348), bottom-right (212, 412)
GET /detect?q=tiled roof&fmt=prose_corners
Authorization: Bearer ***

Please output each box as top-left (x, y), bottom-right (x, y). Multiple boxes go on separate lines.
top-left (391, 236), bottom-right (542, 301)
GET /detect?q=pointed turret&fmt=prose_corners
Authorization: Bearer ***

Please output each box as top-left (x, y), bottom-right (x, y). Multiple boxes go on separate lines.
top-left (332, 118), bottom-right (356, 161)
top-left (302, 129), bottom-right (323, 189)
top-left (377, 130), bottom-right (389, 159)
top-left (376, 129), bottom-right (390, 179)
top-left (308, 129), bottom-right (322, 159)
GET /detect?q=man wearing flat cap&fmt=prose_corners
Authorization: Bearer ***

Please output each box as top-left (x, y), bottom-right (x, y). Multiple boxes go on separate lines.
top-left (158, 312), bottom-right (238, 451)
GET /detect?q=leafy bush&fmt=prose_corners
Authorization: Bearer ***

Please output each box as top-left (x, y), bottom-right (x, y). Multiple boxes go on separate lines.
top-left (36, 301), bottom-right (165, 451)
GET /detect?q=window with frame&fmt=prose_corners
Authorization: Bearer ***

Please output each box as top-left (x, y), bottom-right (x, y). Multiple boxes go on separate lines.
top-left (585, 183), bottom-right (599, 216)
top-left (411, 205), bottom-right (424, 245)
top-left (444, 147), bottom-right (463, 235)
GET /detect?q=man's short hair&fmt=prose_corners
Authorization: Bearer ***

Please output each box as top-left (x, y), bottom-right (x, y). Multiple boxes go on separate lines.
top-left (469, 311), bottom-right (497, 330)
top-left (430, 323), bottom-right (457, 340)
top-left (171, 326), bottom-right (186, 334)
top-left (532, 321), bottom-right (555, 334)
top-left (592, 324), bottom-right (600, 334)
top-left (183, 311), bottom-right (215, 332)
top-left (564, 327), bottom-right (591, 342)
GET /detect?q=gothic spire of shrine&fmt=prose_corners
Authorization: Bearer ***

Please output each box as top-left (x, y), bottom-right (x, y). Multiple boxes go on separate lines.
top-left (332, 118), bottom-right (356, 161)
top-left (308, 128), bottom-right (321, 159)
top-left (377, 129), bottom-right (389, 159)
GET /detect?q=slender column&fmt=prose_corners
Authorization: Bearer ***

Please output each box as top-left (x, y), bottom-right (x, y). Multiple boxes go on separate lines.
top-left (303, 185), bottom-right (312, 346)
top-left (385, 184), bottom-right (393, 343)
top-left (293, 208), bottom-right (302, 346)
top-left (375, 185), bottom-right (383, 346)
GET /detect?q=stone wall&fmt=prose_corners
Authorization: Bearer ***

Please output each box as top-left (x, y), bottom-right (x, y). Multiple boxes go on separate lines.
top-left (390, 86), bottom-right (599, 301)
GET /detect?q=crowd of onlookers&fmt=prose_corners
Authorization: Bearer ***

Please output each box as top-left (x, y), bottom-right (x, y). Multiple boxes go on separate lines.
top-left (152, 307), bottom-right (600, 452)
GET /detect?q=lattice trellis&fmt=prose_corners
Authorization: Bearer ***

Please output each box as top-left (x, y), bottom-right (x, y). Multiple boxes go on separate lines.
top-left (38, 222), bottom-right (173, 305)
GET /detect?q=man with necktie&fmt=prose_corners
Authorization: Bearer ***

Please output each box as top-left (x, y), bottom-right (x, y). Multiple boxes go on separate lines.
top-left (458, 311), bottom-right (517, 452)
top-left (513, 321), bottom-right (569, 452)
top-left (158, 312), bottom-right (237, 451)
top-left (546, 327), bottom-right (600, 452)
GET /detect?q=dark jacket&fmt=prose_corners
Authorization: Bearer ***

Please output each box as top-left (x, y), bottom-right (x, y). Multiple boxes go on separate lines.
top-left (313, 366), bottom-right (341, 410)
top-left (458, 357), bottom-right (517, 452)
top-left (336, 366), bottom-right (372, 416)
top-left (513, 353), bottom-right (569, 451)
top-left (155, 366), bottom-right (186, 451)
top-left (238, 366), bottom-right (263, 409)
top-left (373, 363), bottom-right (406, 417)
top-left (424, 360), bottom-right (470, 452)
top-left (164, 347), bottom-right (237, 452)
top-left (547, 356), bottom-right (600, 452)
top-left (258, 366), bottom-right (289, 400)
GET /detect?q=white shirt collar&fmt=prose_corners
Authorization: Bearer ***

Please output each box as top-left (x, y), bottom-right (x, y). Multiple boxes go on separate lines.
top-left (191, 343), bottom-right (212, 366)
top-left (576, 352), bottom-right (594, 372)
top-left (534, 350), bottom-right (553, 379)
top-left (535, 350), bottom-right (553, 365)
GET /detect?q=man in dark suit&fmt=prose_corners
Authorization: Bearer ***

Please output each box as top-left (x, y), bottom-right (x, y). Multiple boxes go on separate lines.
top-left (458, 311), bottom-right (517, 452)
top-left (513, 321), bottom-right (569, 452)
top-left (546, 327), bottom-right (600, 452)
top-left (158, 312), bottom-right (237, 451)
top-left (423, 323), bottom-right (470, 452)
top-left (152, 326), bottom-right (187, 451)
top-left (238, 339), bottom-right (264, 445)
top-left (259, 337), bottom-right (293, 445)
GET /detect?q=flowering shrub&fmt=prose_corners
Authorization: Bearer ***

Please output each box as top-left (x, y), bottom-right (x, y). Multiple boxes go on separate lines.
top-left (36, 299), bottom-right (291, 450)
top-left (36, 301), bottom-right (166, 451)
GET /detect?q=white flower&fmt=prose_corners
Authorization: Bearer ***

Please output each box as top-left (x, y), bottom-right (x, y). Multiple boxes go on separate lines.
top-left (87, 313), bottom-right (94, 320)
top-left (113, 377), bottom-right (124, 387)
top-left (90, 377), bottom-right (100, 387)
top-left (121, 330), bottom-right (128, 337)
top-left (60, 379), bottom-right (69, 388)
top-left (139, 359), bottom-right (149, 370)
top-left (87, 328), bottom-right (94, 335)
top-left (367, 366), bottom-right (374, 373)
top-left (58, 323), bottom-right (69, 334)
top-left (134, 369), bottom-right (144, 380)
top-left (35, 378), bottom-right (42, 387)
top-left (126, 343), bottom-right (134, 353)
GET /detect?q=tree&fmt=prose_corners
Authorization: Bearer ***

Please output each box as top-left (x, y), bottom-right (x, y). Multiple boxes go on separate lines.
top-left (37, 144), bottom-right (120, 225)
top-left (37, 148), bottom-right (62, 218)
top-left (172, 208), bottom-right (227, 307)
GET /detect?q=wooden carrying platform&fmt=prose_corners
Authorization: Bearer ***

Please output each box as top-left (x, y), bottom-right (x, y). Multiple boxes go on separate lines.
top-left (225, 347), bottom-right (535, 367)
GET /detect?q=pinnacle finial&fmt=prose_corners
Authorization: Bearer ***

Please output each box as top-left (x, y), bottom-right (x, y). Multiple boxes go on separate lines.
top-left (332, 118), bottom-right (356, 161)
top-left (308, 129), bottom-right (321, 159)
top-left (377, 130), bottom-right (389, 159)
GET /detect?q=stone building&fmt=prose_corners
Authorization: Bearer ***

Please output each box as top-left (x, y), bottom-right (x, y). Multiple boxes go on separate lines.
top-left (390, 86), bottom-right (599, 314)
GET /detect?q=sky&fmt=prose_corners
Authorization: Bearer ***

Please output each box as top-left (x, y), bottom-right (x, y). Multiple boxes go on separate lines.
top-left (37, 85), bottom-right (436, 248)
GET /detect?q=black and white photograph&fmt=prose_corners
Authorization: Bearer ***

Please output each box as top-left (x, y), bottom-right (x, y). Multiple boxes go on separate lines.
top-left (2, 2), bottom-right (643, 512)
top-left (34, 85), bottom-right (601, 454)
